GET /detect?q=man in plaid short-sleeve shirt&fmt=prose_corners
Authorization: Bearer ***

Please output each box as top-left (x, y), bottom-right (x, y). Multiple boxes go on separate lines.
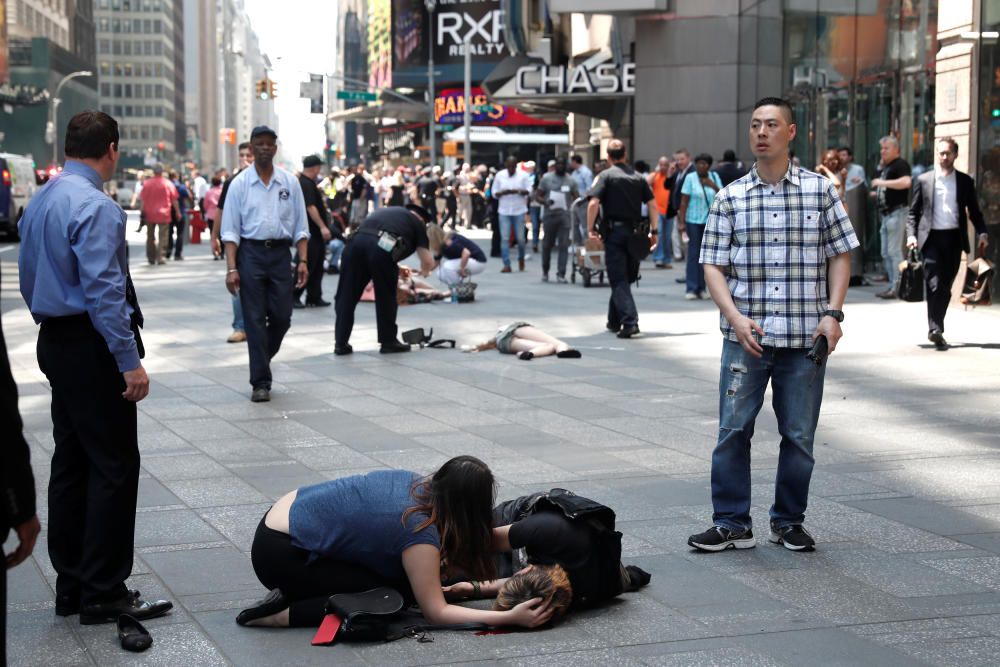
top-left (688, 97), bottom-right (859, 554)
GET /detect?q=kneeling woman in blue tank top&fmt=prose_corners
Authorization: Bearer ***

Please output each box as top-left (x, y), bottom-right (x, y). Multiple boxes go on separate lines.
top-left (236, 456), bottom-right (553, 629)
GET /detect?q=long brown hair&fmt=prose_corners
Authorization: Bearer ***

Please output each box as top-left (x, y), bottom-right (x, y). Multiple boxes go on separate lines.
top-left (403, 456), bottom-right (496, 581)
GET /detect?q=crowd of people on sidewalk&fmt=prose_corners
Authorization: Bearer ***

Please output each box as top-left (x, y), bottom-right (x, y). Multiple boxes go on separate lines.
top-left (2, 96), bottom-right (994, 659)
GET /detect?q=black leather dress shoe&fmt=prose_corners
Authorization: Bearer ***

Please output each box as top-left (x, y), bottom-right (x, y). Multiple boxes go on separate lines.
top-left (334, 344), bottom-right (353, 356)
top-left (55, 592), bottom-right (80, 616)
top-left (118, 614), bottom-right (153, 652)
top-left (292, 299), bottom-right (305, 309)
top-left (606, 322), bottom-right (620, 333)
top-left (617, 325), bottom-right (640, 339)
top-left (306, 299), bottom-right (331, 307)
top-left (80, 590), bottom-right (172, 625)
top-left (379, 340), bottom-right (411, 354)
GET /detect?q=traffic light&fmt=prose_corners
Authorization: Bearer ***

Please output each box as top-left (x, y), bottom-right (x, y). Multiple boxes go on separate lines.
top-left (268, 79), bottom-right (277, 100)
top-left (256, 79), bottom-right (269, 100)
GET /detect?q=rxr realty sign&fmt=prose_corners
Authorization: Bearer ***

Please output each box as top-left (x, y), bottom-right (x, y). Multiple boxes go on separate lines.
top-left (515, 61), bottom-right (636, 97)
top-left (434, 0), bottom-right (505, 58)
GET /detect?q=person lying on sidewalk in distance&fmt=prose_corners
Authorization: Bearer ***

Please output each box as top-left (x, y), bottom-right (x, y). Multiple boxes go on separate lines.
top-left (441, 490), bottom-right (651, 618)
top-left (460, 323), bottom-right (581, 360)
top-left (236, 456), bottom-right (554, 630)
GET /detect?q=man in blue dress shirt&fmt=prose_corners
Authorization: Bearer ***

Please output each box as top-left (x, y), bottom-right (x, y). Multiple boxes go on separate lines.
top-left (18, 111), bottom-right (172, 624)
top-left (220, 126), bottom-right (309, 402)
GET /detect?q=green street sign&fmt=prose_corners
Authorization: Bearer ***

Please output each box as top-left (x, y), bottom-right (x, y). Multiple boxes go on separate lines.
top-left (336, 90), bottom-right (377, 102)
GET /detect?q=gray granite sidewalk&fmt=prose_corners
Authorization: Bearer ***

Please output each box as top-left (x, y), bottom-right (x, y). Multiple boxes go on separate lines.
top-left (3, 223), bottom-right (1000, 666)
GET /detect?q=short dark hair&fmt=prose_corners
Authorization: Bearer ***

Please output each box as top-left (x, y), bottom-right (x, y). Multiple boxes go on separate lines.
top-left (211, 176), bottom-right (222, 187)
top-left (634, 159), bottom-right (649, 172)
top-left (694, 153), bottom-right (714, 166)
top-left (723, 149), bottom-right (737, 162)
top-left (838, 145), bottom-right (853, 156)
top-left (938, 136), bottom-right (959, 155)
top-left (63, 111), bottom-right (119, 160)
top-left (607, 139), bottom-right (626, 161)
top-left (753, 97), bottom-right (795, 123)
top-left (238, 142), bottom-right (251, 151)
top-left (570, 154), bottom-right (583, 165)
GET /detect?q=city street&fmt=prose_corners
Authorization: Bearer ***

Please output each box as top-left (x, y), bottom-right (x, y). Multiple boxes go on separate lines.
top-left (3, 223), bottom-right (1000, 666)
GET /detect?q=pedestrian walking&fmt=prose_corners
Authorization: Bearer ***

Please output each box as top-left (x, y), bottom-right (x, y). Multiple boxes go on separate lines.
top-left (220, 126), bottom-right (309, 403)
top-left (838, 145), bottom-right (868, 284)
top-left (872, 136), bottom-right (912, 297)
top-left (535, 156), bottom-right (579, 283)
top-left (676, 153), bottom-right (723, 300)
top-left (667, 149), bottom-right (694, 280)
top-left (17, 111), bottom-right (172, 623)
top-left (712, 149), bottom-right (747, 186)
top-left (649, 156), bottom-right (674, 269)
top-left (526, 161), bottom-right (542, 253)
top-left (570, 155), bottom-right (594, 198)
top-left (333, 205), bottom-right (435, 355)
top-left (586, 139), bottom-right (658, 339)
top-left (688, 97), bottom-right (858, 553)
top-left (492, 156), bottom-right (533, 272)
top-left (2, 271), bottom-right (40, 664)
top-left (292, 155), bottom-right (333, 308)
top-left (907, 137), bottom-right (989, 349)
top-left (168, 169), bottom-right (192, 260)
top-left (213, 141), bottom-right (254, 343)
top-left (348, 164), bottom-right (373, 229)
top-left (415, 166), bottom-right (439, 223)
top-left (140, 163), bottom-right (179, 265)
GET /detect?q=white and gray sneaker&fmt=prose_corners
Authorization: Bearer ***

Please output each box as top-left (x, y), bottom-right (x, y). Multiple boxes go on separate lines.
top-left (769, 524), bottom-right (816, 551)
top-left (687, 525), bottom-right (756, 552)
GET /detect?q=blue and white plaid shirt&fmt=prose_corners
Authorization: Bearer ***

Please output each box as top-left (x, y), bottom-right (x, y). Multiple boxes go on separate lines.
top-left (700, 163), bottom-right (859, 349)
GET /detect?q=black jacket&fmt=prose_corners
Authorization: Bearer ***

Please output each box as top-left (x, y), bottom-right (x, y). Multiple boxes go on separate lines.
top-left (666, 164), bottom-right (694, 218)
top-left (907, 169), bottom-right (987, 254)
top-left (1, 271), bottom-right (36, 532)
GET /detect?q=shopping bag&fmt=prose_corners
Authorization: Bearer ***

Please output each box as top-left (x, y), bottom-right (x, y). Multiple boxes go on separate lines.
top-left (960, 256), bottom-right (994, 306)
top-left (896, 249), bottom-right (924, 302)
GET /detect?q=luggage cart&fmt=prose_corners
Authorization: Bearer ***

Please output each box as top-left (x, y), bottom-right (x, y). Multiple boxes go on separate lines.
top-left (569, 197), bottom-right (606, 287)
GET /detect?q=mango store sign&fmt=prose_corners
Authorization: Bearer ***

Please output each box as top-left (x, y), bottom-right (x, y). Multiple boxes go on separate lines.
top-left (514, 62), bottom-right (635, 97)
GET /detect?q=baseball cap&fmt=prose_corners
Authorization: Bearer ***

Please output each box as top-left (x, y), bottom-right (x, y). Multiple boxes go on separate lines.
top-left (250, 125), bottom-right (277, 140)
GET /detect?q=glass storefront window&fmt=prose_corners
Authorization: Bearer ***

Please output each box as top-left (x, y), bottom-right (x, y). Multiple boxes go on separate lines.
top-left (977, 1), bottom-right (1000, 224)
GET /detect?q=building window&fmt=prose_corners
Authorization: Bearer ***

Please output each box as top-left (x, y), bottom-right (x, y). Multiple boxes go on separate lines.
top-left (154, 84), bottom-right (163, 98)
top-left (100, 83), bottom-right (110, 96)
top-left (100, 61), bottom-right (111, 75)
top-left (113, 84), bottom-right (122, 97)
top-left (123, 63), bottom-right (133, 76)
top-left (123, 40), bottom-right (132, 55)
top-left (113, 63), bottom-right (123, 75)
top-left (99, 39), bottom-right (110, 54)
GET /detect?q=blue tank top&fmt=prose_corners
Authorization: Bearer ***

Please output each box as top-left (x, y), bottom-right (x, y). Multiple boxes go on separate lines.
top-left (288, 469), bottom-right (440, 579)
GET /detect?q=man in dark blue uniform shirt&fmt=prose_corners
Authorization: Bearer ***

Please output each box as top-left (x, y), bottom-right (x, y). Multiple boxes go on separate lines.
top-left (334, 206), bottom-right (435, 355)
top-left (17, 111), bottom-right (171, 624)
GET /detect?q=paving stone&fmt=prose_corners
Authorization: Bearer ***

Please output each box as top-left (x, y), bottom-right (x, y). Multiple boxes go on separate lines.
top-left (231, 461), bottom-right (326, 500)
top-left (82, 621), bottom-right (228, 666)
top-left (134, 508), bottom-right (225, 548)
top-left (142, 546), bottom-right (261, 596)
top-left (197, 503), bottom-right (272, 553)
top-left (844, 497), bottom-right (1000, 536)
top-left (142, 453), bottom-right (230, 481)
top-left (163, 476), bottom-right (268, 508)
top-left (5, 611), bottom-right (90, 667)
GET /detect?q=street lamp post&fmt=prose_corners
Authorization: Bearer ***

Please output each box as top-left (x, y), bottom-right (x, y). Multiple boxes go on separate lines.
top-left (47, 70), bottom-right (93, 166)
top-left (425, 0), bottom-right (436, 167)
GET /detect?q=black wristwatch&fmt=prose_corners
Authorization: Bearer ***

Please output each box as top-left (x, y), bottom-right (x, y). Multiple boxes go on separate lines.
top-left (823, 309), bottom-right (845, 322)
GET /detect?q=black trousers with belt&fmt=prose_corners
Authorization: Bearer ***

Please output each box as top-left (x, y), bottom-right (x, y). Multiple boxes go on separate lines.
top-left (238, 240), bottom-right (295, 389)
top-left (334, 233), bottom-right (399, 347)
top-left (294, 231), bottom-right (326, 304)
top-left (37, 315), bottom-right (139, 606)
top-left (605, 225), bottom-right (640, 329)
top-left (923, 228), bottom-right (963, 335)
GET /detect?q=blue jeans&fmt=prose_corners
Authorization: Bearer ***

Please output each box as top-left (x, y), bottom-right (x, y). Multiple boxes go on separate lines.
top-left (711, 339), bottom-right (826, 532)
top-left (327, 238), bottom-right (345, 270)
top-left (652, 214), bottom-right (674, 264)
top-left (685, 223), bottom-right (706, 294)
top-left (232, 294), bottom-right (244, 332)
top-left (498, 213), bottom-right (526, 267)
top-left (880, 207), bottom-right (906, 287)
top-left (529, 206), bottom-right (541, 247)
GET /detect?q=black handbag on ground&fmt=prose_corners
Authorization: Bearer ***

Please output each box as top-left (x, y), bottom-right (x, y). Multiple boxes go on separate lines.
top-left (896, 248), bottom-right (924, 302)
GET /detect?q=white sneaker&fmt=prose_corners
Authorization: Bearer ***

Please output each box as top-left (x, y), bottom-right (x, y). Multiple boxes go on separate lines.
top-left (685, 292), bottom-right (697, 300)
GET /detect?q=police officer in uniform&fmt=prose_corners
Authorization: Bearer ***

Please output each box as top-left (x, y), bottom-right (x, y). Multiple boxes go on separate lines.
top-left (587, 139), bottom-right (658, 338)
top-left (334, 205), bottom-right (435, 355)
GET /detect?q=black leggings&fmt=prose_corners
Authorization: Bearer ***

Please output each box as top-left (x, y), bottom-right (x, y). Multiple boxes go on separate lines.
top-left (250, 515), bottom-right (406, 627)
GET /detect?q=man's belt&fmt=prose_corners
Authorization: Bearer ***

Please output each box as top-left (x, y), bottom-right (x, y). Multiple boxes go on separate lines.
top-left (608, 219), bottom-right (640, 228)
top-left (242, 237), bottom-right (291, 248)
top-left (356, 226), bottom-right (380, 237)
top-left (39, 313), bottom-right (92, 331)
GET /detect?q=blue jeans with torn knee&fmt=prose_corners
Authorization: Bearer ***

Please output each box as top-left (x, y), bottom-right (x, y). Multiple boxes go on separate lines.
top-left (711, 338), bottom-right (826, 532)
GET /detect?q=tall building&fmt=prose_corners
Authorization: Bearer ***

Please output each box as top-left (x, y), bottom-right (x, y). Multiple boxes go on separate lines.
top-left (1, 0), bottom-right (98, 164)
top-left (94, 0), bottom-right (185, 168)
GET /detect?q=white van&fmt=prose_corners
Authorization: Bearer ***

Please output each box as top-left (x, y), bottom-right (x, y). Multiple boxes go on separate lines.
top-left (0, 153), bottom-right (40, 240)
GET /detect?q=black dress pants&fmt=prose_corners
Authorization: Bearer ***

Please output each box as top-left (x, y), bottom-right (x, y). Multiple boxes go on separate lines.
top-left (923, 229), bottom-right (963, 334)
top-left (237, 242), bottom-right (294, 390)
top-left (605, 226), bottom-right (639, 329)
top-left (294, 232), bottom-right (326, 304)
top-left (334, 234), bottom-right (399, 347)
top-left (250, 517), bottom-right (401, 627)
top-left (37, 316), bottom-right (139, 606)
